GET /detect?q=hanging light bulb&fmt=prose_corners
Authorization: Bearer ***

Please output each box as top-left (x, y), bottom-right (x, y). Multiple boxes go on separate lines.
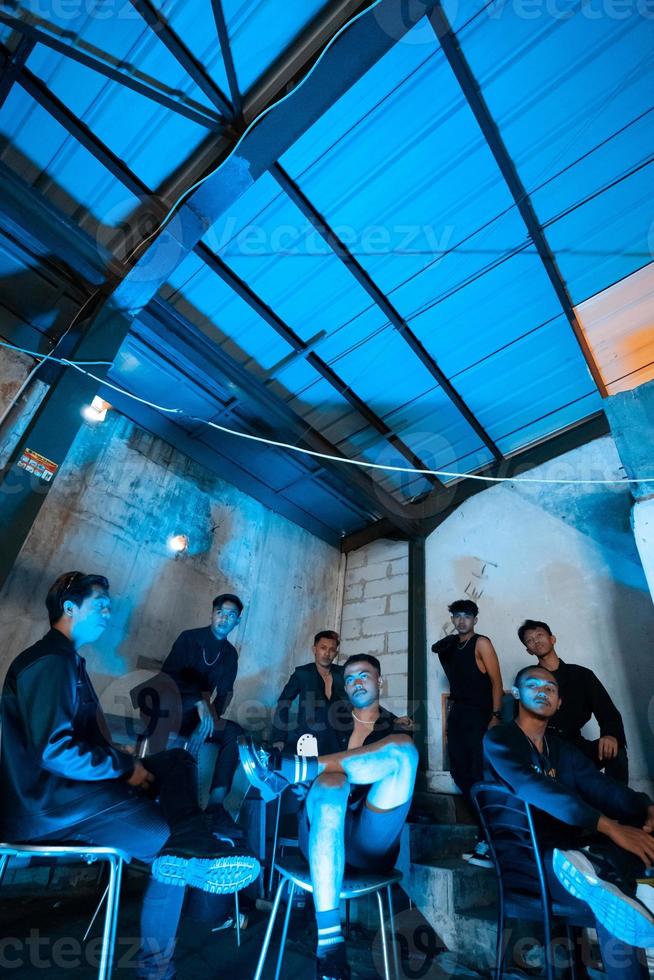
top-left (168, 534), bottom-right (189, 554)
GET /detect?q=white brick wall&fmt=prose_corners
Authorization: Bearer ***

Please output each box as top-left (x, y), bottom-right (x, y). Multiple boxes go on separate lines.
top-left (339, 539), bottom-right (409, 716)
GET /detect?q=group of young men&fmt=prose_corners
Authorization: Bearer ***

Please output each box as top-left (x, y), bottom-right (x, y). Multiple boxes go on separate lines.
top-left (1, 574), bottom-right (653, 980)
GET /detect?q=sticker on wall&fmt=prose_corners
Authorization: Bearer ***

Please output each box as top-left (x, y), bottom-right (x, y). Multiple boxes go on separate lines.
top-left (16, 448), bottom-right (58, 482)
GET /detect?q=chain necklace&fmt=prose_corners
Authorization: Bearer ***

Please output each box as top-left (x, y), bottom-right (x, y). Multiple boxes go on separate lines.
top-left (352, 710), bottom-right (377, 727)
top-left (456, 634), bottom-right (474, 650)
top-left (202, 644), bottom-right (222, 668)
top-left (516, 722), bottom-right (551, 766)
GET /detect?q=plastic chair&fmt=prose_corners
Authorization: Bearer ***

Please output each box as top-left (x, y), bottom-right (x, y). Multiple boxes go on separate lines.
top-left (471, 782), bottom-right (595, 980)
top-left (0, 842), bottom-right (129, 980)
top-left (254, 855), bottom-right (401, 980)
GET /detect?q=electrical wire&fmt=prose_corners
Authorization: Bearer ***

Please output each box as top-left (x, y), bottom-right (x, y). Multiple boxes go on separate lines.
top-left (2, 337), bottom-right (649, 487)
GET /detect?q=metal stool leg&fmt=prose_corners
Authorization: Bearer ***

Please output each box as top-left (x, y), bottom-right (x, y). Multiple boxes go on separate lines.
top-left (253, 875), bottom-right (287, 980)
top-left (235, 890), bottom-right (241, 948)
top-left (98, 856), bottom-right (123, 980)
top-left (274, 881), bottom-right (296, 980)
top-left (0, 853), bottom-right (12, 886)
top-left (375, 889), bottom-right (391, 980)
top-left (268, 795), bottom-right (283, 897)
top-left (386, 884), bottom-right (399, 980)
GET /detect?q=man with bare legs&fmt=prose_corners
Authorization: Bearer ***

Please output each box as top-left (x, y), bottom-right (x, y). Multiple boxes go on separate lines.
top-left (239, 653), bottom-right (418, 980)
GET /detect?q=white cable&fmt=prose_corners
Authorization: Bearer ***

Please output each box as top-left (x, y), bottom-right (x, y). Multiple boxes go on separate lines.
top-left (58, 356), bottom-right (652, 487)
top-left (124, 0), bottom-right (386, 265)
top-left (0, 291), bottom-right (103, 428)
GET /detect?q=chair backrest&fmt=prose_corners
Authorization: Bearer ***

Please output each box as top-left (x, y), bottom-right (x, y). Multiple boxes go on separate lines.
top-left (471, 782), bottom-right (550, 905)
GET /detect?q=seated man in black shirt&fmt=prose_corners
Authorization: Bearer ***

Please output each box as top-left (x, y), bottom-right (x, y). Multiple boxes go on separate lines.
top-left (271, 629), bottom-right (344, 754)
top-left (238, 654), bottom-right (418, 980)
top-left (0, 572), bottom-right (259, 980)
top-left (135, 593), bottom-right (245, 816)
top-left (518, 619), bottom-right (629, 783)
top-left (484, 665), bottom-right (654, 978)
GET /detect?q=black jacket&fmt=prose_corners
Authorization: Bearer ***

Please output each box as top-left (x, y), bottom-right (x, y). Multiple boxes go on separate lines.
top-left (547, 658), bottom-right (626, 746)
top-left (271, 662), bottom-right (345, 751)
top-left (161, 626), bottom-right (238, 721)
top-left (0, 629), bottom-right (134, 841)
top-left (484, 721), bottom-right (649, 846)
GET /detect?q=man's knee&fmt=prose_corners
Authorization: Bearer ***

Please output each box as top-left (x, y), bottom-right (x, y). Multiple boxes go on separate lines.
top-left (306, 772), bottom-right (349, 818)
top-left (387, 735), bottom-right (419, 776)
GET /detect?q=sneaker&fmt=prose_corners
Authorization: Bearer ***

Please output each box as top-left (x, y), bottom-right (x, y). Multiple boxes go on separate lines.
top-left (462, 840), bottom-right (493, 869)
top-left (152, 827), bottom-right (260, 894)
top-left (211, 911), bottom-right (249, 933)
top-left (237, 735), bottom-right (317, 802)
top-left (553, 849), bottom-right (654, 948)
top-left (316, 954), bottom-right (350, 980)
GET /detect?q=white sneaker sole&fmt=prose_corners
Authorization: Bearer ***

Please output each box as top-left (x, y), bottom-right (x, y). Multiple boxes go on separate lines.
top-left (152, 854), bottom-right (260, 894)
top-left (553, 849), bottom-right (654, 948)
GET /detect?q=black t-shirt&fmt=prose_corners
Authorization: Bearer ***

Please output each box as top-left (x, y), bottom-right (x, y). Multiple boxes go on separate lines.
top-left (161, 626), bottom-right (238, 719)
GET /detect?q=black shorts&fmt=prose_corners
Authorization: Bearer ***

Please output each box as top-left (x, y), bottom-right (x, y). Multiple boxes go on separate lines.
top-left (298, 795), bottom-right (411, 871)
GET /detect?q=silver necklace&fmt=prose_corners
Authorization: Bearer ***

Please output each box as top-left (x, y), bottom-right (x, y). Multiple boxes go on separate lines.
top-left (202, 644), bottom-right (222, 668)
top-left (456, 634), bottom-right (473, 650)
top-left (352, 710), bottom-right (377, 726)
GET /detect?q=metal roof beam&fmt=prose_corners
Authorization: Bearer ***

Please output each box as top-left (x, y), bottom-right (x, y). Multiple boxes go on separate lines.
top-left (0, 10), bottom-right (223, 129)
top-left (195, 242), bottom-right (443, 489)
top-left (126, 0), bottom-right (234, 118)
top-left (429, 3), bottom-right (607, 397)
top-left (0, 35), bottom-right (33, 108)
top-left (271, 162), bottom-right (504, 463)
top-left (417, 412), bottom-right (610, 536)
top-left (142, 299), bottom-right (420, 534)
top-left (210, 0), bottom-right (242, 121)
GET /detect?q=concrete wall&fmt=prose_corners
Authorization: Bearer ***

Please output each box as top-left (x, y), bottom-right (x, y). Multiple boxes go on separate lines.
top-left (426, 436), bottom-right (654, 794)
top-left (0, 355), bottom-right (342, 736)
top-left (340, 538), bottom-right (409, 716)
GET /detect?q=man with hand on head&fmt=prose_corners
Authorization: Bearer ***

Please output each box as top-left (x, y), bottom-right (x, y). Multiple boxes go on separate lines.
top-left (271, 629), bottom-right (344, 754)
top-left (518, 619), bottom-right (628, 783)
top-left (484, 664), bottom-right (654, 978)
top-left (238, 653), bottom-right (418, 980)
top-left (0, 571), bottom-right (259, 980)
top-left (432, 599), bottom-right (504, 867)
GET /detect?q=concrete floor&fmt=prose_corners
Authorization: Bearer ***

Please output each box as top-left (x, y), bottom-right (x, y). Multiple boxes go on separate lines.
top-left (0, 874), bottom-right (484, 979)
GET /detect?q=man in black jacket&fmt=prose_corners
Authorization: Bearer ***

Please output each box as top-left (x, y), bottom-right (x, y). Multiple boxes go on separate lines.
top-left (0, 571), bottom-right (259, 980)
top-left (484, 665), bottom-right (654, 977)
top-left (239, 654), bottom-right (417, 980)
top-left (134, 593), bottom-right (244, 814)
top-left (271, 629), bottom-right (344, 754)
top-left (518, 619), bottom-right (628, 782)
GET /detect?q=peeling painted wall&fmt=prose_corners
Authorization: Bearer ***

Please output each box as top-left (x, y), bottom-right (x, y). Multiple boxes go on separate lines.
top-left (426, 436), bottom-right (654, 794)
top-left (0, 367), bottom-right (342, 734)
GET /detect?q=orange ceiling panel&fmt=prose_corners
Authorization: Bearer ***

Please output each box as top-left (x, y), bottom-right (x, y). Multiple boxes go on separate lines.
top-left (575, 263), bottom-right (654, 396)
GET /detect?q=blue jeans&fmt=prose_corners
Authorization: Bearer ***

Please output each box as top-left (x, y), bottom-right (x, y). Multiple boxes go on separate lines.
top-left (46, 749), bottom-right (201, 979)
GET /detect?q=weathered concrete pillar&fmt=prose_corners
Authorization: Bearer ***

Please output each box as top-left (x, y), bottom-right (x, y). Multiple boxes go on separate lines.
top-left (605, 377), bottom-right (654, 605)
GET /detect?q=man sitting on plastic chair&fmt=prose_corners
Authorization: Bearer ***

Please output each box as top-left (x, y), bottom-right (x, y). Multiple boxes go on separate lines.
top-left (0, 571), bottom-right (260, 980)
top-left (239, 653), bottom-right (418, 980)
top-left (484, 664), bottom-right (654, 980)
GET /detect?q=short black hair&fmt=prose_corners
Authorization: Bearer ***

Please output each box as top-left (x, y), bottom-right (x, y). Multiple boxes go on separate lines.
top-left (448, 599), bottom-right (478, 617)
top-left (513, 665), bottom-right (558, 688)
top-left (212, 593), bottom-right (243, 615)
top-left (46, 572), bottom-right (110, 626)
top-left (314, 630), bottom-right (339, 646)
top-left (342, 653), bottom-right (381, 674)
top-left (517, 619), bottom-right (553, 644)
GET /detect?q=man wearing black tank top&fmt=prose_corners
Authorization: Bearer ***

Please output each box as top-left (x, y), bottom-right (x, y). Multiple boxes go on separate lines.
top-left (432, 599), bottom-right (504, 867)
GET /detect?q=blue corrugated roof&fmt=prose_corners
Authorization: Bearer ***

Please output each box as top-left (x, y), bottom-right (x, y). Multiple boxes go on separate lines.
top-left (5, 0), bottom-right (649, 539)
